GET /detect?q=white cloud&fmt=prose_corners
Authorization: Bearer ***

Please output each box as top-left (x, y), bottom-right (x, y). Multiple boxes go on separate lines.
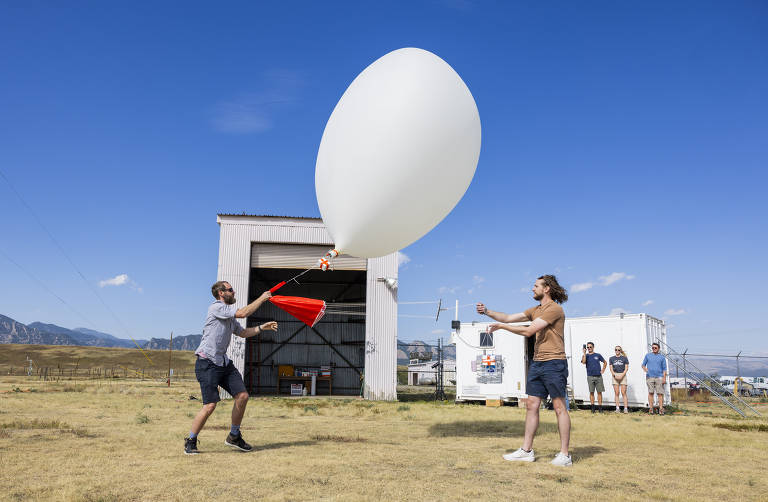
top-left (438, 286), bottom-right (460, 295)
top-left (642, 300), bottom-right (654, 306)
top-left (212, 97), bottom-right (272, 133)
top-left (99, 273), bottom-right (141, 292)
top-left (466, 288), bottom-right (474, 295)
top-left (431, 329), bottom-right (446, 335)
top-left (397, 251), bottom-right (411, 267)
top-left (572, 272), bottom-right (635, 294)
top-left (211, 70), bottom-right (303, 134)
top-left (598, 272), bottom-right (635, 286)
top-left (472, 275), bottom-right (485, 285)
top-left (664, 308), bottom-right (686, 316)
top-left (100, 274), bottom-right (129, 287)
top-left (609, 307), bottom-right (629, 316)
top-left (571, 282), bottom-right (594, 293)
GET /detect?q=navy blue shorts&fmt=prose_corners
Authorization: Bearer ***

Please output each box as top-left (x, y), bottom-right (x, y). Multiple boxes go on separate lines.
top-left (526, 359), bottom-right (568, 399)
top-left (195, 357), bottom-right (247, 404)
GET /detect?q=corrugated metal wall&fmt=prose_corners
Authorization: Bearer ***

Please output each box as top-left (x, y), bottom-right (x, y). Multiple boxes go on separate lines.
top-left (251, 243), bottom-right (366, 270)
top-left (364, 252), bottom-right (398, 400)
top-left (216, 215), bottom-right (397, 400)
top-left (245, 301), bottom-right (365, 395)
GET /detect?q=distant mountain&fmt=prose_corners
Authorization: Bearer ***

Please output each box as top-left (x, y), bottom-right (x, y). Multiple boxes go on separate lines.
top-left (1, 315), bottom-right (77, 345)
top-left (27, 322), bottom-right (141, 348)
top-left (143, 335), bottom-right (202, 351)
top-left (673, 357), bottom-right (767, 378)
top-left (397, 340), bottom-right (456, 364)
top-left (74, 327), bottom-right (146, 344)
top-left (2, 314), bottom-right (191, 350)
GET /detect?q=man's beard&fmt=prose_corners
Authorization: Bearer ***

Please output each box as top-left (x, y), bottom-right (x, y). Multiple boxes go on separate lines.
top-left (224, 295), bottom-right (236, 305)
top-left (533, 292), bottom-right (543, 301)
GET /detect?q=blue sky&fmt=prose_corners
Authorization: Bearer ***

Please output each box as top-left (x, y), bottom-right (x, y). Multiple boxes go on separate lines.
top-left (1, 2), bottom-right (766, 355)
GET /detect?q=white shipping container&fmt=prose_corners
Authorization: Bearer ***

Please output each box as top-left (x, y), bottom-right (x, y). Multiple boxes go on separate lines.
top-left (451, 313), bottom-right (670, 408)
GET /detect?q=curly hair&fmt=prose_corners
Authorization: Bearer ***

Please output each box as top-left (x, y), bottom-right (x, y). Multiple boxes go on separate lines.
top-left (538, 275), bottom-right (568, 304)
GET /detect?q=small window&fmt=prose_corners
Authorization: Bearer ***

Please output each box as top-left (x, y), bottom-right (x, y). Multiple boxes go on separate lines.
top-left (479, 332), bottom-right (493, 347)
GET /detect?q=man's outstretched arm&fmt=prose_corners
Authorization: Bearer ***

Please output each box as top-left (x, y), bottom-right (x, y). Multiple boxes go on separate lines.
top-left (237, 321), bottom-right (278, 338)
top-left (236, 291), bottom-right (272, 319)
top-left (476, 303), bottom-right (528, 323)
top-left (488, 318), bottom-right (549, 338)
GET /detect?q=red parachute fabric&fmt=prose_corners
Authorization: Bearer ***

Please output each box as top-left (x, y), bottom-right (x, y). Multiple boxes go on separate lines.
top-left (269, 295), bottom-right (326, 328)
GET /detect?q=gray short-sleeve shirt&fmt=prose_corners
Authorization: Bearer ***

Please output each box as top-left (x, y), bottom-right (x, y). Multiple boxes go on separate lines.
top-left (195, 300), bottom-right (244, 366)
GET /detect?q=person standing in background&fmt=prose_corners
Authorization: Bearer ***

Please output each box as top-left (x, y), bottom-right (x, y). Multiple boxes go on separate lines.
top-left (609, 346), bottom-right (630, 413)
top-left (642, 342), bottom-right (668, 415)
top-left (581, 342), bottom-right (607, 413)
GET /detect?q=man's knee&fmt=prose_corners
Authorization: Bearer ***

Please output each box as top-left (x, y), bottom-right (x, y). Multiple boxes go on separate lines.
top-left (526, 398), bottom-right (541, 412)
top-left (202, 402), bottom-right (217, 414)
top-left (552, 398), bottom-right (568, 414)
top-left (235, 391), bottom-right (249, 402)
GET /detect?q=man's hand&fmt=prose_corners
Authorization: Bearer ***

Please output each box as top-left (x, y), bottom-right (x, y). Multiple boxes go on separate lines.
top-left (582, 346), bottom-right (587, 355)
top-left (259, 291), bottom-right (273, 302)
top-left (260, 321), bottom-right (278, 331)
top-left (488, 323), bottom-right (502, 333)
top-left (476, 303), bottom-right (488, 315)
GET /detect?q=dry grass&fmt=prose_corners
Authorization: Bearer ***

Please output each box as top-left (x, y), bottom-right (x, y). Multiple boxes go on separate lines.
top-left (1, 374), bottom-right (767, 501)
top-left (0, 343), bottom-right (197, 379)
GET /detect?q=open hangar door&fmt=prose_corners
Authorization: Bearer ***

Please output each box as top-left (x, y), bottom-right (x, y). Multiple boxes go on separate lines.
top-left (244, 244), bottom-right (367, 396)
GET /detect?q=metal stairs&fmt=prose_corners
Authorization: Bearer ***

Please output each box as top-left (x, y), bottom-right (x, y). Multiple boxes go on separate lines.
top-left (660, 339), bottom-right (761, 418)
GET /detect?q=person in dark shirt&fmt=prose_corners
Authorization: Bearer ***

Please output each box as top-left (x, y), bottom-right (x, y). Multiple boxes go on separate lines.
top-left (581, 342), bottom-right (606, 412)
top-left (609, 346), bottom-right (630, 413)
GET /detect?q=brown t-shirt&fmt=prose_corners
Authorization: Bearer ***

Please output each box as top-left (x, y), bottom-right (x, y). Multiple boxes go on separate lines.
top-left (524, 302), bottom-right (566, 361)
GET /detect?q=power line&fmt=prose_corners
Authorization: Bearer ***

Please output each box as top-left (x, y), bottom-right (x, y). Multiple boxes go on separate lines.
top-left (0, 247), bottom-right (100, 330)
top-left (0, 168), bottom-right (153, 364)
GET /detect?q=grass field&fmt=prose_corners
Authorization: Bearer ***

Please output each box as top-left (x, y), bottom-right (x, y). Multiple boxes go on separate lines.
top-left (0, 344), bottom-right (198, 380)
top-left (1, 345), bottom-right (767, 501)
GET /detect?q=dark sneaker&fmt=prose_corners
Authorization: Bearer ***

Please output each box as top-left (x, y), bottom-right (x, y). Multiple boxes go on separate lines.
top-left (184, 436), bottom-right (199, 455)
top-left (225, 433), bottom-right (252, 452)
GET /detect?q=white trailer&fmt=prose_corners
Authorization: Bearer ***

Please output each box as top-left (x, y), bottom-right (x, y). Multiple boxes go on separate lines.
top-left (451, 313), bottom-right (670, 408)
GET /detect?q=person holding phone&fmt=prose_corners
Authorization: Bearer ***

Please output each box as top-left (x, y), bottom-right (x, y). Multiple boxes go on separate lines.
top-left (609, 346), bottom-right (630, 413)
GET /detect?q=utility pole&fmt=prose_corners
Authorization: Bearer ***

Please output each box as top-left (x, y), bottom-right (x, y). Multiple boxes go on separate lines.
top-left (167, 331), bottom-right (173, 387)
top-left (434, 338), bottom-right (446, 401)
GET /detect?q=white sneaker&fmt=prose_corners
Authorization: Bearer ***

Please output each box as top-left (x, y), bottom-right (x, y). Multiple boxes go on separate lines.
top-left (502, 448), bottom-right (535, 462)
top-left (550, 452), bottom-right (573, 466)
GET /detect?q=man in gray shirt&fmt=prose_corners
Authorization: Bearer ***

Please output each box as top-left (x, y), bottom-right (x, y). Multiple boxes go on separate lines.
top-left (185, 281), bottom-right (277, 455)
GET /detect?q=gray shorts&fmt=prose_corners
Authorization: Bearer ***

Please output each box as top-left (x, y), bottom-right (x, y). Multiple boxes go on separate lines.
top-left (646, 377), bottom-right (664, 395)
top-left (587, 375), bottom-right (605, 393)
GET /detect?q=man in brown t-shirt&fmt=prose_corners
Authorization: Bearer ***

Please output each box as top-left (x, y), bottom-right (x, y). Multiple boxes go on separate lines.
top-left (476, 275), bottom-right (571, 467)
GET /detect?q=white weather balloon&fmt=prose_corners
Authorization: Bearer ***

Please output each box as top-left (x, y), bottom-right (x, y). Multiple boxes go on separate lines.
top-left (315, 47), bottom-right (481, 258)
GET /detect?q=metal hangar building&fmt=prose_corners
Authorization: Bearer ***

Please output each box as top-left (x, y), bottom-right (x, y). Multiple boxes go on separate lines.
top-left (216, 214), bottom-right (398, 400)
